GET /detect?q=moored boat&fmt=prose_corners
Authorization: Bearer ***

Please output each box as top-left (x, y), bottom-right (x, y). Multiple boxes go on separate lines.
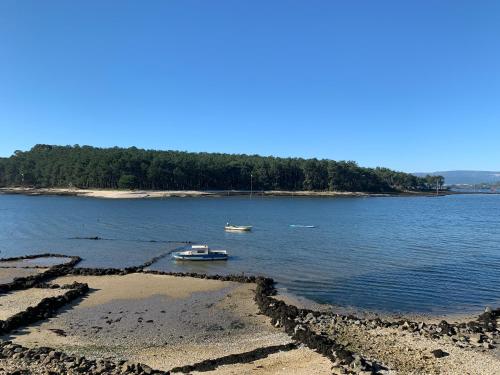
top-left (224, 223), bottom-right (253, 232)
top-left (172, 245), bottom-right (228, 261)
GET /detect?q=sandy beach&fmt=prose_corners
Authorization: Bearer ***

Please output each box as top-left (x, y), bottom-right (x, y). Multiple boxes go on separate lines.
top-left (0, 186), bottom-right (451, 199)
top-left (4, 272), bottom-right (332, 374)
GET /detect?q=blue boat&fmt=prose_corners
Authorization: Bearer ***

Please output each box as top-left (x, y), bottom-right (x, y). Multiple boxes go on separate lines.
top-left (172, 245), bottom-right (228, 261)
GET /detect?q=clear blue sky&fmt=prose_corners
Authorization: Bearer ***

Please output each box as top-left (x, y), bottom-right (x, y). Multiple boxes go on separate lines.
top-left (1, 1), bottom-right (499, 172)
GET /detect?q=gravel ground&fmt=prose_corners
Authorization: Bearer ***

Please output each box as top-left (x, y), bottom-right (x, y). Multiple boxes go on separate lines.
top-left (306, 312), bottom-right (500, 374)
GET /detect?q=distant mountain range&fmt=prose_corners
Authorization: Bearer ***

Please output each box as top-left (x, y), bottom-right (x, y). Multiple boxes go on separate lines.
top-left (413, 170), bottom-right (500, 185)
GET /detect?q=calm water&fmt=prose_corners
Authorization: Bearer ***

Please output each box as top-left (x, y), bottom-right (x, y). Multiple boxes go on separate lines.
top-left (1, 193), bottom-right (499, 315)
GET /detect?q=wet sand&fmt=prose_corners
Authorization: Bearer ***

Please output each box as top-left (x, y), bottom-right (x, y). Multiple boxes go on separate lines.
top-left (0, 268), bottom-right (47, 285)
top-left (0, 257), bottom-right (73, 268)
top-left (9, 273), bottom-right (323, 372)
top-left (53, 273), bottom-right (236, 306)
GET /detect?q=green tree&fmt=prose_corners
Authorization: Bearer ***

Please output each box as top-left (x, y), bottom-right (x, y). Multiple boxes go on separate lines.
top-left (118, 174), bottom-right (138, 189)
top-left (0, 144), bottom-right (442, 193)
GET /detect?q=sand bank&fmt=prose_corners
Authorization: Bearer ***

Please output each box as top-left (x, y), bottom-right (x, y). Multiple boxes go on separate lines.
top-left (0, 186), bottom-right (451, 199)
top-left (52, 273), bottom-right (235, 306)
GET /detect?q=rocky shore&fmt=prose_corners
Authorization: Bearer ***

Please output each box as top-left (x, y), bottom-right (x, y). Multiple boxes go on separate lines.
top-left (1, 253), bottom-right (500, 374)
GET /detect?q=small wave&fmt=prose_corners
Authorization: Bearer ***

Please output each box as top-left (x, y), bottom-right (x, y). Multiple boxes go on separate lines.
top-left (68, 236), bottom-right (191, 244)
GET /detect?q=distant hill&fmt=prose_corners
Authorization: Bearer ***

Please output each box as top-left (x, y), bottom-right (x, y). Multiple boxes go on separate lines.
top-left (413, 170), bottom-right (500, 185)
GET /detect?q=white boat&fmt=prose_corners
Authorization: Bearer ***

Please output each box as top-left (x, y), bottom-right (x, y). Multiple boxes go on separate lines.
top-left (289, 224), bottom-right (316, 228)
top-left (172, 245), bottom-right (228, 261)
top-left (224, 223), bottom-right (253, 232)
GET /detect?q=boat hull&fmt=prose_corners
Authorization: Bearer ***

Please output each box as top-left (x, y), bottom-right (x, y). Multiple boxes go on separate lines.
top-left (224, 226), bottom-right (252, 232)
top-left (173, 253), bottom-right (228, 261)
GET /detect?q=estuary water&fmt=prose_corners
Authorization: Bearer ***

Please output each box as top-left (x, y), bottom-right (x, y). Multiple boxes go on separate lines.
top-left (0, 193), bottom-right (499, 315)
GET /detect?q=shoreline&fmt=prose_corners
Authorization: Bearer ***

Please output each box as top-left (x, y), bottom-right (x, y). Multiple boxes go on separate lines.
top-left (0, 252), bottom-right (487, 326)
top-left (0, 251), bottom-right (495, 327)
top-left (0, 186), bottom-right (457, 199)
top-left (275, 289), bottom-right (488, 325)
top-left (2, 254), bottom-right (500, 374)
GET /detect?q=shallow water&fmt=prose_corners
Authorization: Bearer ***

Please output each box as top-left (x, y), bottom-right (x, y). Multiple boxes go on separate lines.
top-left (0, 256), bottom-right (73, 268)
top-left (0, 193), bottom-right (499, 314)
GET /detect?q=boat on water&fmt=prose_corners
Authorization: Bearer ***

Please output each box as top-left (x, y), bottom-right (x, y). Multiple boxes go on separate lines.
top-left (172, 245), bottom-right (228, 261)
top-left (224, 223), bottom-right (253, 232)
top-left (289, 224), bottom-right (316, 228)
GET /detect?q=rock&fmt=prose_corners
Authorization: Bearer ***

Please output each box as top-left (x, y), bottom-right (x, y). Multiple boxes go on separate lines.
top-left (95, 359), bottom-right (107, 372)
top-left (482, 342), bottom-right (494, 349)
top-left (230, 320), bottom-right (245, 329)
top-left (121, 362), bottom-right (132, 372)
top-left (141, 364), bottom-right (153, 374)
top-left (470, 334), bottom-right (483, 344)
top-left (294, 324), bottom-right (306, 334)
top-left (431, 349), bottom-right (448, 358)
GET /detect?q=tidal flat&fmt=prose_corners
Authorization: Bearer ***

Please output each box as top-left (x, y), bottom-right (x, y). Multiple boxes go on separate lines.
top-left (0, 263), bottom-right (332, 374)
top-left (1, 255), bottom-right (500, 374)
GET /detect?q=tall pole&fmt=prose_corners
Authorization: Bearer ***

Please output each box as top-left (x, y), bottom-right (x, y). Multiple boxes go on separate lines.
top-left (250, 173), bottom-right (253, 199)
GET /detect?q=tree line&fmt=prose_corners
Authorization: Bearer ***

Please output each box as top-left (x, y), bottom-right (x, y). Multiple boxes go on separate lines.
top-left (0, 145), bottom-right (444, 192)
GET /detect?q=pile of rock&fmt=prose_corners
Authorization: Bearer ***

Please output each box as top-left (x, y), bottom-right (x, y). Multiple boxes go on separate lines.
top-left (169, 343), bottom-right (297, 373)
top-left (295, 307), bottom-right (500, 351)
top-left (0, 253), bottom-right (81, 294)
top-left (254, 278), bottom-right (386, 374)
top-left (0, 342), bottom-right (167, 374)
top-left (71, 267), bottom-right (260, 285)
